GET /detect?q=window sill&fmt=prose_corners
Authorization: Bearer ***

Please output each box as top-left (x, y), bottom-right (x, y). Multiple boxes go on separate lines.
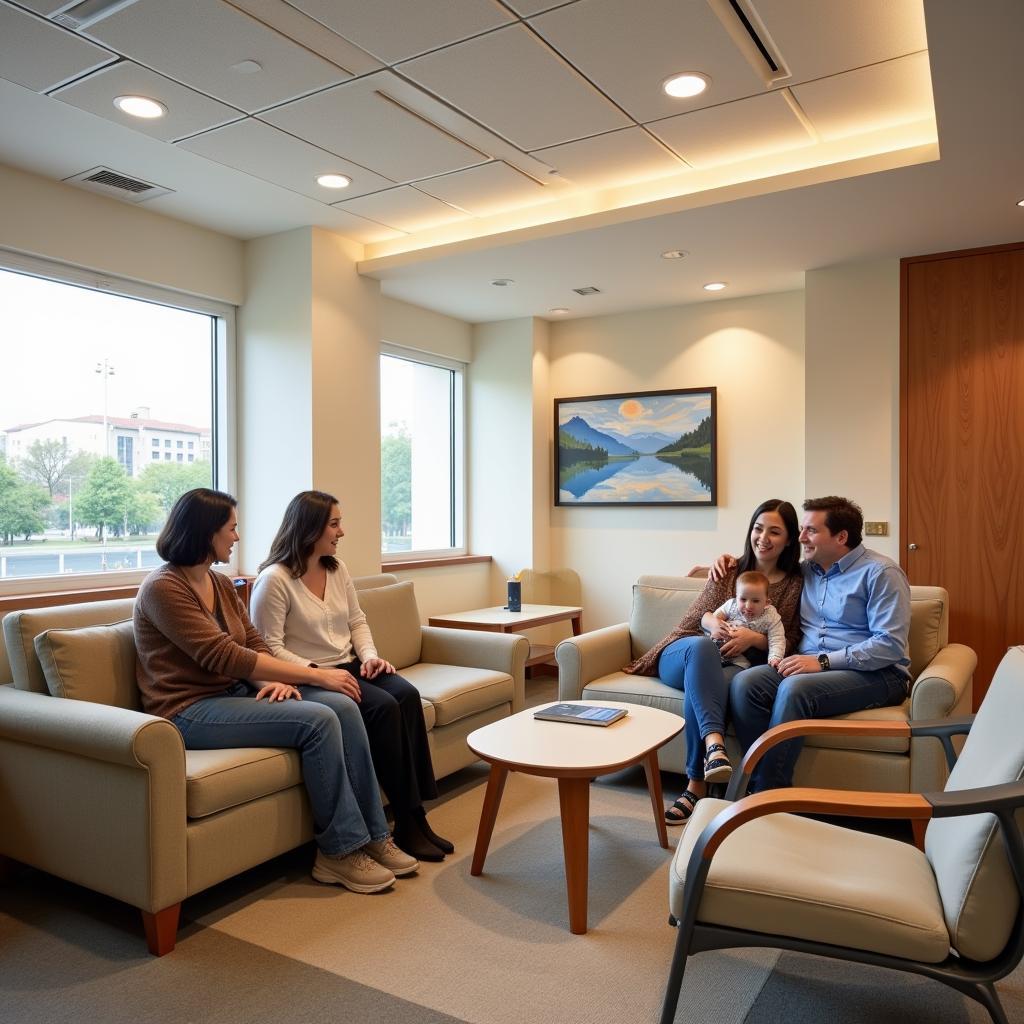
top-left (0, 583), bottom-right (141, 615)
top-left (381, 554), bottom-right (491, 572)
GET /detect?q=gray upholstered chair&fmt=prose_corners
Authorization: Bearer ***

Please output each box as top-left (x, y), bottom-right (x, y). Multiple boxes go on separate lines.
top-left (660, 644), bottom-right (1024, 1024)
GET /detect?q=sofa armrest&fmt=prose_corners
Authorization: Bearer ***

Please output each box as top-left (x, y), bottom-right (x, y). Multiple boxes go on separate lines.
top-left (420, 626), bottom-right (529, 712)
top-left (0, 686), bottom-right (188, 912)
top-left (909, 642), bottom-right (976, 721)
top-left (554, 623), bottom-right (631, 700)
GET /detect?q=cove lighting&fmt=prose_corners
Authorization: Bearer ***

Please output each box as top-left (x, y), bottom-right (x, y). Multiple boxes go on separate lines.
top-left (317, 174), bottom-right (351, 189)
top-left (663, 73), bottom-right (709, 99)
top-left (703, 282), bottom-right (727, 291)
top-left (113, 95), bottom-right (166, 119)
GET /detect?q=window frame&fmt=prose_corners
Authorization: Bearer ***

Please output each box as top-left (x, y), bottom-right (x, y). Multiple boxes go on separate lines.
top-left (379, 343), bottom-right (466, 563)
top-left (0, 248), bottom-right (236, 596)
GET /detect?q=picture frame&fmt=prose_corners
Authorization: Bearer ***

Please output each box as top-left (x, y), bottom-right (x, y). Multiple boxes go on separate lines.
top-left (554, 387), bottom-right (717, 506)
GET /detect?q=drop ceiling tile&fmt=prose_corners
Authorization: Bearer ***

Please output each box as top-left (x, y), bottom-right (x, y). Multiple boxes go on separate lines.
top-left (53, 61), bottom-right (242, 142)
top-left (533, 126), bottom-right (685, 189)
top-left (647, 91), bottom-right (812, 169)
top-left (81, 0), bottom-right (351, 113)
top-left (179, 118), bottom-right (395, 200)
top-left (792, 53), bottom-right (935, 142)
top-left (415, 161), bottom-right (552, 216)
top-left (326, 208), bottom-right (407, 244)
top-left (530, 0), bottom-right (766, 123)
top-left (0, 3), bottom-right (114, 92)
top-left (263, 71), bottom-right (488, 183)
top-left (401, 22), bottom-right (631, 151)
top-left (503, 0), bottom-right (570, 13)
top-left (289, 0), bottom-right (514, 64)
top-left (333, 186), bottom-right (471, 233)
top-left (750, 0), bottom-right (927, 84)
top-left (12, 0), bottom-right (69, 14)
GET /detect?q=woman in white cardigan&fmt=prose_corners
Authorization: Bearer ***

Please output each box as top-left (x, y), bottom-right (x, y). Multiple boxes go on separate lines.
top-left (251, 490), bottom-right (451, 862)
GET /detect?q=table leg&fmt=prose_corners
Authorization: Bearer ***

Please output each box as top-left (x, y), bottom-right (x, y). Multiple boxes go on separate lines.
top-left (471, 764), bottom-right (509, 876)
top-left (557, 776), bottom-right (591, 934)
top-left (571, 613), bottom-right (582, 636)
top-left (643, 750), bottom-right (670, 849)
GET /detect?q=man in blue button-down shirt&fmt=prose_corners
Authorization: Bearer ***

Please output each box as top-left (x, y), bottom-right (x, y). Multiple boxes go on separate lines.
top-left (729, 496), bottom-right (911, 791)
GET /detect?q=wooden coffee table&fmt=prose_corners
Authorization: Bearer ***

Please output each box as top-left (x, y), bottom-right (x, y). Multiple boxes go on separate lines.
top-left (467, 701), bottom-right (683, 934)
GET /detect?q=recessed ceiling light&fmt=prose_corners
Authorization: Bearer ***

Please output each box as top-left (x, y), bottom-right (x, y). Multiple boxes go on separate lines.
top-left (549, 307), bottom-right (570, 315)
top-left (703, 282), bottom-right (727, 291)
top-left (113, 95), bottom-right (166, 119)
top-left (316, 173), bottom-right (351, 189)
top-left (661, 249), bottom-right (688, 260)
top-left (230, 60), bottom-right (263, 74)
top-left (491, 278), bottom-right (514, 287)
top-left (663, 73), bottom-right (709, 99)
top-left (1017, 198), bottom-right (1024, 207)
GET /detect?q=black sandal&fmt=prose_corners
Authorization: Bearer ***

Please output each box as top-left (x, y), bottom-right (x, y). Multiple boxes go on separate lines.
top-left (665, 789), bottom-right (701, 826)
top-left (703, 743), bottom-right (733, 784)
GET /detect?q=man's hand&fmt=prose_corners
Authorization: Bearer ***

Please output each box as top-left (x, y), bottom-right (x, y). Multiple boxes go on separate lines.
top-left (708, 554), bottom-right (737, 583)
top-left (360, 657), bottom-right (394, 679)
top-left (706, 616), bottom-right (733, 640)
top-left (316, 668), bottom-right (362, 701)
top-left (254, 682), bottom-right (302, 702)
top-left (776, 654), bottom-right (822, 677)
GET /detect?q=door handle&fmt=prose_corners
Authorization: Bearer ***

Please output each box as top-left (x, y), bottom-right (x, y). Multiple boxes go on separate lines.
top-left (908, 543), bottom-right (918, 551)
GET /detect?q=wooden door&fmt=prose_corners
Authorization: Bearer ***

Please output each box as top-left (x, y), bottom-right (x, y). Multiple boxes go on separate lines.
top-left (901, 243), bottom-right (1024, 707)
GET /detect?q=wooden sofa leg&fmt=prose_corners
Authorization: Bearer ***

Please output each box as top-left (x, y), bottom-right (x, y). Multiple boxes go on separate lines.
top-left (911, 819), bottom-right (928, 850)
top-left (142, 904), bottom-right (181, 956)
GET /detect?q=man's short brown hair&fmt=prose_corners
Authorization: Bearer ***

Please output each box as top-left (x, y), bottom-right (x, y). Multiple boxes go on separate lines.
top-left (802, 495), bottom-right (863, 549)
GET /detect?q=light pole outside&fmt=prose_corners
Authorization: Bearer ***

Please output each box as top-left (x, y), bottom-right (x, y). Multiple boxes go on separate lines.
top-left (95, 359), bottom-right (115, 457)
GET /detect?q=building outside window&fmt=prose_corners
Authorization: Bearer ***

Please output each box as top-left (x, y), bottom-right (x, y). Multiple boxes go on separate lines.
top-left (379, 348), bottom-right (465, 558)
top-left (0, 256), bottom-right (230, 587)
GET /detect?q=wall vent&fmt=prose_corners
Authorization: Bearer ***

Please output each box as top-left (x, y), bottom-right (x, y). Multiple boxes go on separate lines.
top-left (63, 166), bottom-right (175, 203)
top-left (572, 286), bottom-right (601, 296)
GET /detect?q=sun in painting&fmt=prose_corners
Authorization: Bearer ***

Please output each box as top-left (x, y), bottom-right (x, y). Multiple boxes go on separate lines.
top-left (618, 398), bottom-right (643, 419)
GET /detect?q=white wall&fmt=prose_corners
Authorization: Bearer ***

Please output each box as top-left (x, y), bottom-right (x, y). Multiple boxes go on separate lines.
top-left (804, 259), bottom-right (901, 559)
top-left (0, 162), bottom-right (242, 303)
top-left (548, 291), bottom-right (806, 628)
top-left (380, 295), bottom-right (471, 363)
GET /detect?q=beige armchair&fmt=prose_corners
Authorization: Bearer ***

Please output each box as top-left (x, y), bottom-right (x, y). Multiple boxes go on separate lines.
top-left (555, 574), bottom-right (976, 794)
top-left (0, 575), bottom-right (526, 954)
top-left (660, 644), bottom-right (1024, 1024)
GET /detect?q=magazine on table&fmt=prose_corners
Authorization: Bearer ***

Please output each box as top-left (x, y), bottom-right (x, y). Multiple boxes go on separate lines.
top-left (533, 704), bottom-right (627, 727)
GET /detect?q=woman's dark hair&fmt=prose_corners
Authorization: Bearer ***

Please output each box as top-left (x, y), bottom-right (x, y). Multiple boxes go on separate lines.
top-left (736, 498), bottom-right (801, 577)
top-left (156, 488), bottom-right (237, 566)
top-left (259, 490), bottom-right (340, 577)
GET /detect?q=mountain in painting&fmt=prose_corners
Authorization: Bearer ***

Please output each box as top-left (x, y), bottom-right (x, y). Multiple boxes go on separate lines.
top-left (602, 429), bottom-right (675, 454)
top-left (560, 416), bottom-right (636, 455)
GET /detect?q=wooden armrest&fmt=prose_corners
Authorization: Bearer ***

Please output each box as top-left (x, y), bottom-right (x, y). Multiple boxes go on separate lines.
top-left (698, 788), bottom-right (932, 861)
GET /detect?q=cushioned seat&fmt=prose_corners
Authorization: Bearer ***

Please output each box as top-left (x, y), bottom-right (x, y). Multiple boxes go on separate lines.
top-left (184, 747), bottom-right (301, 819)
top-left (670, 797), bottom-right (949, 962)
top-left (401, 663), bottom-right (514, 726)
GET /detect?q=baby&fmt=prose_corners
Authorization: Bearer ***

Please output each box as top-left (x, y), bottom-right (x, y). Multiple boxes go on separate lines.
top-left (705, 570), bottom-right (786, 669)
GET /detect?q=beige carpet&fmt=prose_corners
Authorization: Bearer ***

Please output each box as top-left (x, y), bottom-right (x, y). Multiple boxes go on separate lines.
top-left (186, 763), bottom-right (780, 1024)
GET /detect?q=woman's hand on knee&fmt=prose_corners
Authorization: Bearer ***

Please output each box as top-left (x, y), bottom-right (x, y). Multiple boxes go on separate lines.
top-left (317, 668), bottom-right (362, 701)
top-left (254, 682), bottom-right (302, 702)
top-left (360, 657), bottom-right (394, 679)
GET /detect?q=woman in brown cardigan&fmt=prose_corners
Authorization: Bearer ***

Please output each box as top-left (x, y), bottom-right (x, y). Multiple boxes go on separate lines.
top-left (625, 498), bottom-right (803, 824)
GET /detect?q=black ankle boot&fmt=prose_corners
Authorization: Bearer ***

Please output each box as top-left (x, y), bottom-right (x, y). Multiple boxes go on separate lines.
top-left (413, 807), bottom-right (454, 854)
top-left (394, 812), bottom-right (445, 861)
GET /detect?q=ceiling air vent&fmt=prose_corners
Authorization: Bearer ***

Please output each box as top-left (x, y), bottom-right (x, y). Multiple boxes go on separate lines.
top-left (63, 166), bottom-right (174, 204)
top-left (52, 0), bottom-right (140, 31)
top-left (708, 0), bottom-right (790, 85)
top-left (572, 286), bottom-right (601, 296)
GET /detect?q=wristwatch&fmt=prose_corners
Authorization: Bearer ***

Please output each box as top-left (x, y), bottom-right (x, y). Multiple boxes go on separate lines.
top-left (817, 653), bottom-right (831, 671)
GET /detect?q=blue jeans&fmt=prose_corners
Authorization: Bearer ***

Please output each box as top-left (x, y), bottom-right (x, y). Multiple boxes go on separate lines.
top-left (729, 664), bottom-right (909, 790)
top-left (657, 636), bottom-right (740, 781)
top-left (172, 681), bottom-right (389, 857)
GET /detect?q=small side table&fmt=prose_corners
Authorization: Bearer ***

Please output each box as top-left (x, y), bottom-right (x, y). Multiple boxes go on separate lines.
top-left (427, 603), bottom-right (583, 670)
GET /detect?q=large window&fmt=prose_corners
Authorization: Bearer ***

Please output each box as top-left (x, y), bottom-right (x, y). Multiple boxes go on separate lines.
top-left (0, 254), bottom-right (232, 589)
top-left (380, 348), bottom-right (465, 558)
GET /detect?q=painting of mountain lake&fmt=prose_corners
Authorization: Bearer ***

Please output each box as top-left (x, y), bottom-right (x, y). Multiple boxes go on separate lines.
top-left (555, 388), bottom-right (717, 506)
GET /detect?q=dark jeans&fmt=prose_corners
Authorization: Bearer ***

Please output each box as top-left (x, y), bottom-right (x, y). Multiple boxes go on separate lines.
top-left (729, 664), bottom-right (909, 790)
top-left (338, 661), bottom-right (438, 814)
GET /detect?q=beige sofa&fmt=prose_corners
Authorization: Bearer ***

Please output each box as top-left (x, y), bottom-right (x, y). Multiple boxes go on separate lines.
top-left (555, 575), bottom-right (975, 794)
top-left (0, 574), bottom-right (527, 954)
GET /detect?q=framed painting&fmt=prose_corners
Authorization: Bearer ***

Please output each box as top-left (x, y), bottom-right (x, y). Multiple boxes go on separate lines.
top-left (554, 387), bottom-right (717, 506)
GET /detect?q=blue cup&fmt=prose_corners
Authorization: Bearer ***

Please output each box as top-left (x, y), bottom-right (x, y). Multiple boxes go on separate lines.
top-left (507, 580), bottom-right (521, 612)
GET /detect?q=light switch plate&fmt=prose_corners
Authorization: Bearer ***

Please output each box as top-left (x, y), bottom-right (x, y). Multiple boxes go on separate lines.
top-left (864, 521), bottom-right (889, 536)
